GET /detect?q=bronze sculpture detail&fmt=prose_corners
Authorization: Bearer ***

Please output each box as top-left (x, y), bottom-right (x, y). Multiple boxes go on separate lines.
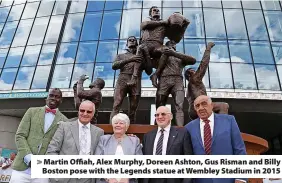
top-left (185, 42), bottom-right (229, 121)
top-left (156, 40), bottom-right (196, 126)
top-left (73, 75), bottom-right (105, 124)
top-left (127, 6), bottom-right (188, 87)
top-left (110, 36), bottom-right (143, 124)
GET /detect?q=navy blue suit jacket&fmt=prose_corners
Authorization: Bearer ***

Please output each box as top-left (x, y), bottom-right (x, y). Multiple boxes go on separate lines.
top-left (185, 113), bottom-right (247, 183)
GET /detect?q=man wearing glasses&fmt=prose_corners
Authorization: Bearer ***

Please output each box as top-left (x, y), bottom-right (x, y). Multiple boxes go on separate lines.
top-left (142, 106), bottom-right (194, 183)
top-left (47, 100), bottom-right (104, 183)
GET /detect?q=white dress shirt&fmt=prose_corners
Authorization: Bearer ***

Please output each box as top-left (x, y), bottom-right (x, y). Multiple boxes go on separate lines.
top-left (78, 120), bottom-right (91, 155)
top-left (153, 124), bottom-right (171, 155)
top-left (200, 112), bottom-right (214, 145)
top-left (44, 106), bottom-right (56, 133)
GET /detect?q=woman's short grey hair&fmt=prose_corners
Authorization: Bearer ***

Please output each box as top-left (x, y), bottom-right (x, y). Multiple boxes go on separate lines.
top-left (111, 113), bottom-right (130, 130)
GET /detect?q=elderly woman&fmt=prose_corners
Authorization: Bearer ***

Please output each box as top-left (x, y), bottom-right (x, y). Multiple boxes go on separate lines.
top-left (95, 113), bottom-right (142, 183)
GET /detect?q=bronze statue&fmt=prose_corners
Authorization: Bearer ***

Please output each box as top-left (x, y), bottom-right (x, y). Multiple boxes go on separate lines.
top-left (73, 75), bottom-right (105, 124)
top-left (110, 36), bottom-right (144, 124)
top-left (184, 42), bottom-right (229, 121)
top-left (156, 40), bottom-right (196, 126)
top-left (127, 6), bottom-right (168, 86)
top-left (127, 6), bottom-right (189, 88)
top-left (150, 12), bottom-right (190, 87)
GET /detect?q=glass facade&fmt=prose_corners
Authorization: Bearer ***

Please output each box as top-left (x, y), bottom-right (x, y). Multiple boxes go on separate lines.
top-left (0, 0), bottom-right (281, 92)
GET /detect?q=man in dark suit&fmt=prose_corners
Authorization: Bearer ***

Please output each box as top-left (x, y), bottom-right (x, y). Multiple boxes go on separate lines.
top-left (142, 106), bottom-right (193, 183)
top-left (185, 95), bottom-right (247, 183)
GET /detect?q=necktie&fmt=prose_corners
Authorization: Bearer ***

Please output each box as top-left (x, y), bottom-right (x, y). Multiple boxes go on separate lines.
top-left (80, 125), bottom-right (88, 155)
top-left (45, 108), bottom-right (56, 115)
top-left (156, 129), bottom-right (164, 155)
top-left (204, 119), bottom-right (212, 155)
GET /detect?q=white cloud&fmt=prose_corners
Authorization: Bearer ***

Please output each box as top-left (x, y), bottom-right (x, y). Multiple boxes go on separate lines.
top-left (124, 0), bottom-right (142, 9)
top-left (31, 66), bottom-right (51, 89)
top-left (119, 9), bottom-right (141, 39)
top-left (255, 66), bottom-right (280, 90)
top-left (61, 13), bottom-right (84, 42)
top-left (11, 19), bottom-right (33, 47)
top-left (13, 67), bottom-right (34, 89)
top-left (0, 80), bottom-right (13, 90)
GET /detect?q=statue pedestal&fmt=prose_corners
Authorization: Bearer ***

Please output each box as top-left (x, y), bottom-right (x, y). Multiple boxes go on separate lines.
top-left (96, 124), bottom-right (269, 183)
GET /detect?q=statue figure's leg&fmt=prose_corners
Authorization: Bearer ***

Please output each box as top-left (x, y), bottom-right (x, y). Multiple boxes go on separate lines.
top-left (128, 42), bottom-right (159, 86)
top-left (92, 107), bottom-right (99, 124)
top-left (213, 102), bottom-right (229, 114)
top-left (171, 77), bottom-right (185, 126)
top-left (73, 82), bottom-right (81, 110)
top-left (128, 95), bottom-right (140, 124)
top-left (110, 87), bottom-right (127, 123)
top-left (150, 53), bottom-right (168, 88)
top-left (156, 94), bottom-right (168, 109)
top-left (127, 44), bottom-right (150, 86)
top-left (141, 44), bottom-right (153, 76)
top-left (188, 106), bottom-right (197, 121)
top-left (128, 78), bottom-right (141, 124)
top-left (155, 77), bottom-right (170, 108)
top-left (172, 90), bottom-right (185, 126)
top-left (188, 103), bottom-right (198, 121)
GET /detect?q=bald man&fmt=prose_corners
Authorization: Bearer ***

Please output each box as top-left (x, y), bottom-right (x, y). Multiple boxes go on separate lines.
top-left (185, 95), bottom-right (247, 183)
top-left (47, 100), bottom-right (104, 183)
top-left (142, 106), bottom-right (193, 183)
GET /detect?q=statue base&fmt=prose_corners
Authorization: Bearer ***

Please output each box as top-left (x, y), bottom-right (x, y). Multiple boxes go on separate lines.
top-left (96, 124), bottom-right (269, 183)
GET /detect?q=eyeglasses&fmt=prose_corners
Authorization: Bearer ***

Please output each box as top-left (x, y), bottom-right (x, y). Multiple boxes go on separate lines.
top-left (154, 112), bottom-right (170, 117)
top-left (79, 109), bottom-right (93, 114)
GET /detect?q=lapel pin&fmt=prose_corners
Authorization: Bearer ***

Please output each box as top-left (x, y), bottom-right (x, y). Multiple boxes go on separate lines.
top-left (173, 136), bottom-right (175, 138)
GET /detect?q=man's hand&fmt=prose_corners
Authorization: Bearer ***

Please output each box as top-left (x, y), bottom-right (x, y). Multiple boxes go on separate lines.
top-left (163, 47), bottom-right (175, 56)
top-left (1, 164), bottom-right (10, 169)
top-left (207, 42), bottom-right (215, 50)
top-left (131, 55), bottom-right (143, 63)
top-left (73, 82), bottom-right (78, 90)
top-left (79, 74), bottom-right (89, 82)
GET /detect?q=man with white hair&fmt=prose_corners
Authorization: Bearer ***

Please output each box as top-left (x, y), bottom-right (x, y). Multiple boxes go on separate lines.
top-left (185, 95), bottom-right (247, 183)
top-left (47, 100), bottom-right (104, 183)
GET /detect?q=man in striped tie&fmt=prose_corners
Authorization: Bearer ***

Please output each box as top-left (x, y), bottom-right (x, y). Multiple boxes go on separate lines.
top-left (185, 95), bottom-right (247, 183)
top-left (142, 106), bottom-right (193, 183)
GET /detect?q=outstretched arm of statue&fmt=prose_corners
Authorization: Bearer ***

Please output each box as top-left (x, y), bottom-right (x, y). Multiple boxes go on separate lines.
top-left (112, 55), bottom-right (142, 70)
top-left (77, 80), bottom-right (93, 99)
top-left (140, 20), bottom-right (168, 30)
top-left (73, 82), bottom-right (81, 110)
top-left (77, 89), bottom-right (95, 99)
top-left (172, 51), bottom-right (196, 66)
top-left (195, 42), bottom-right (215, 80)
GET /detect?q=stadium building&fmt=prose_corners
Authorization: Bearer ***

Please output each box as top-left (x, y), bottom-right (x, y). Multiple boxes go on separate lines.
top-left (0, 0), bottom-right (281, 154)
